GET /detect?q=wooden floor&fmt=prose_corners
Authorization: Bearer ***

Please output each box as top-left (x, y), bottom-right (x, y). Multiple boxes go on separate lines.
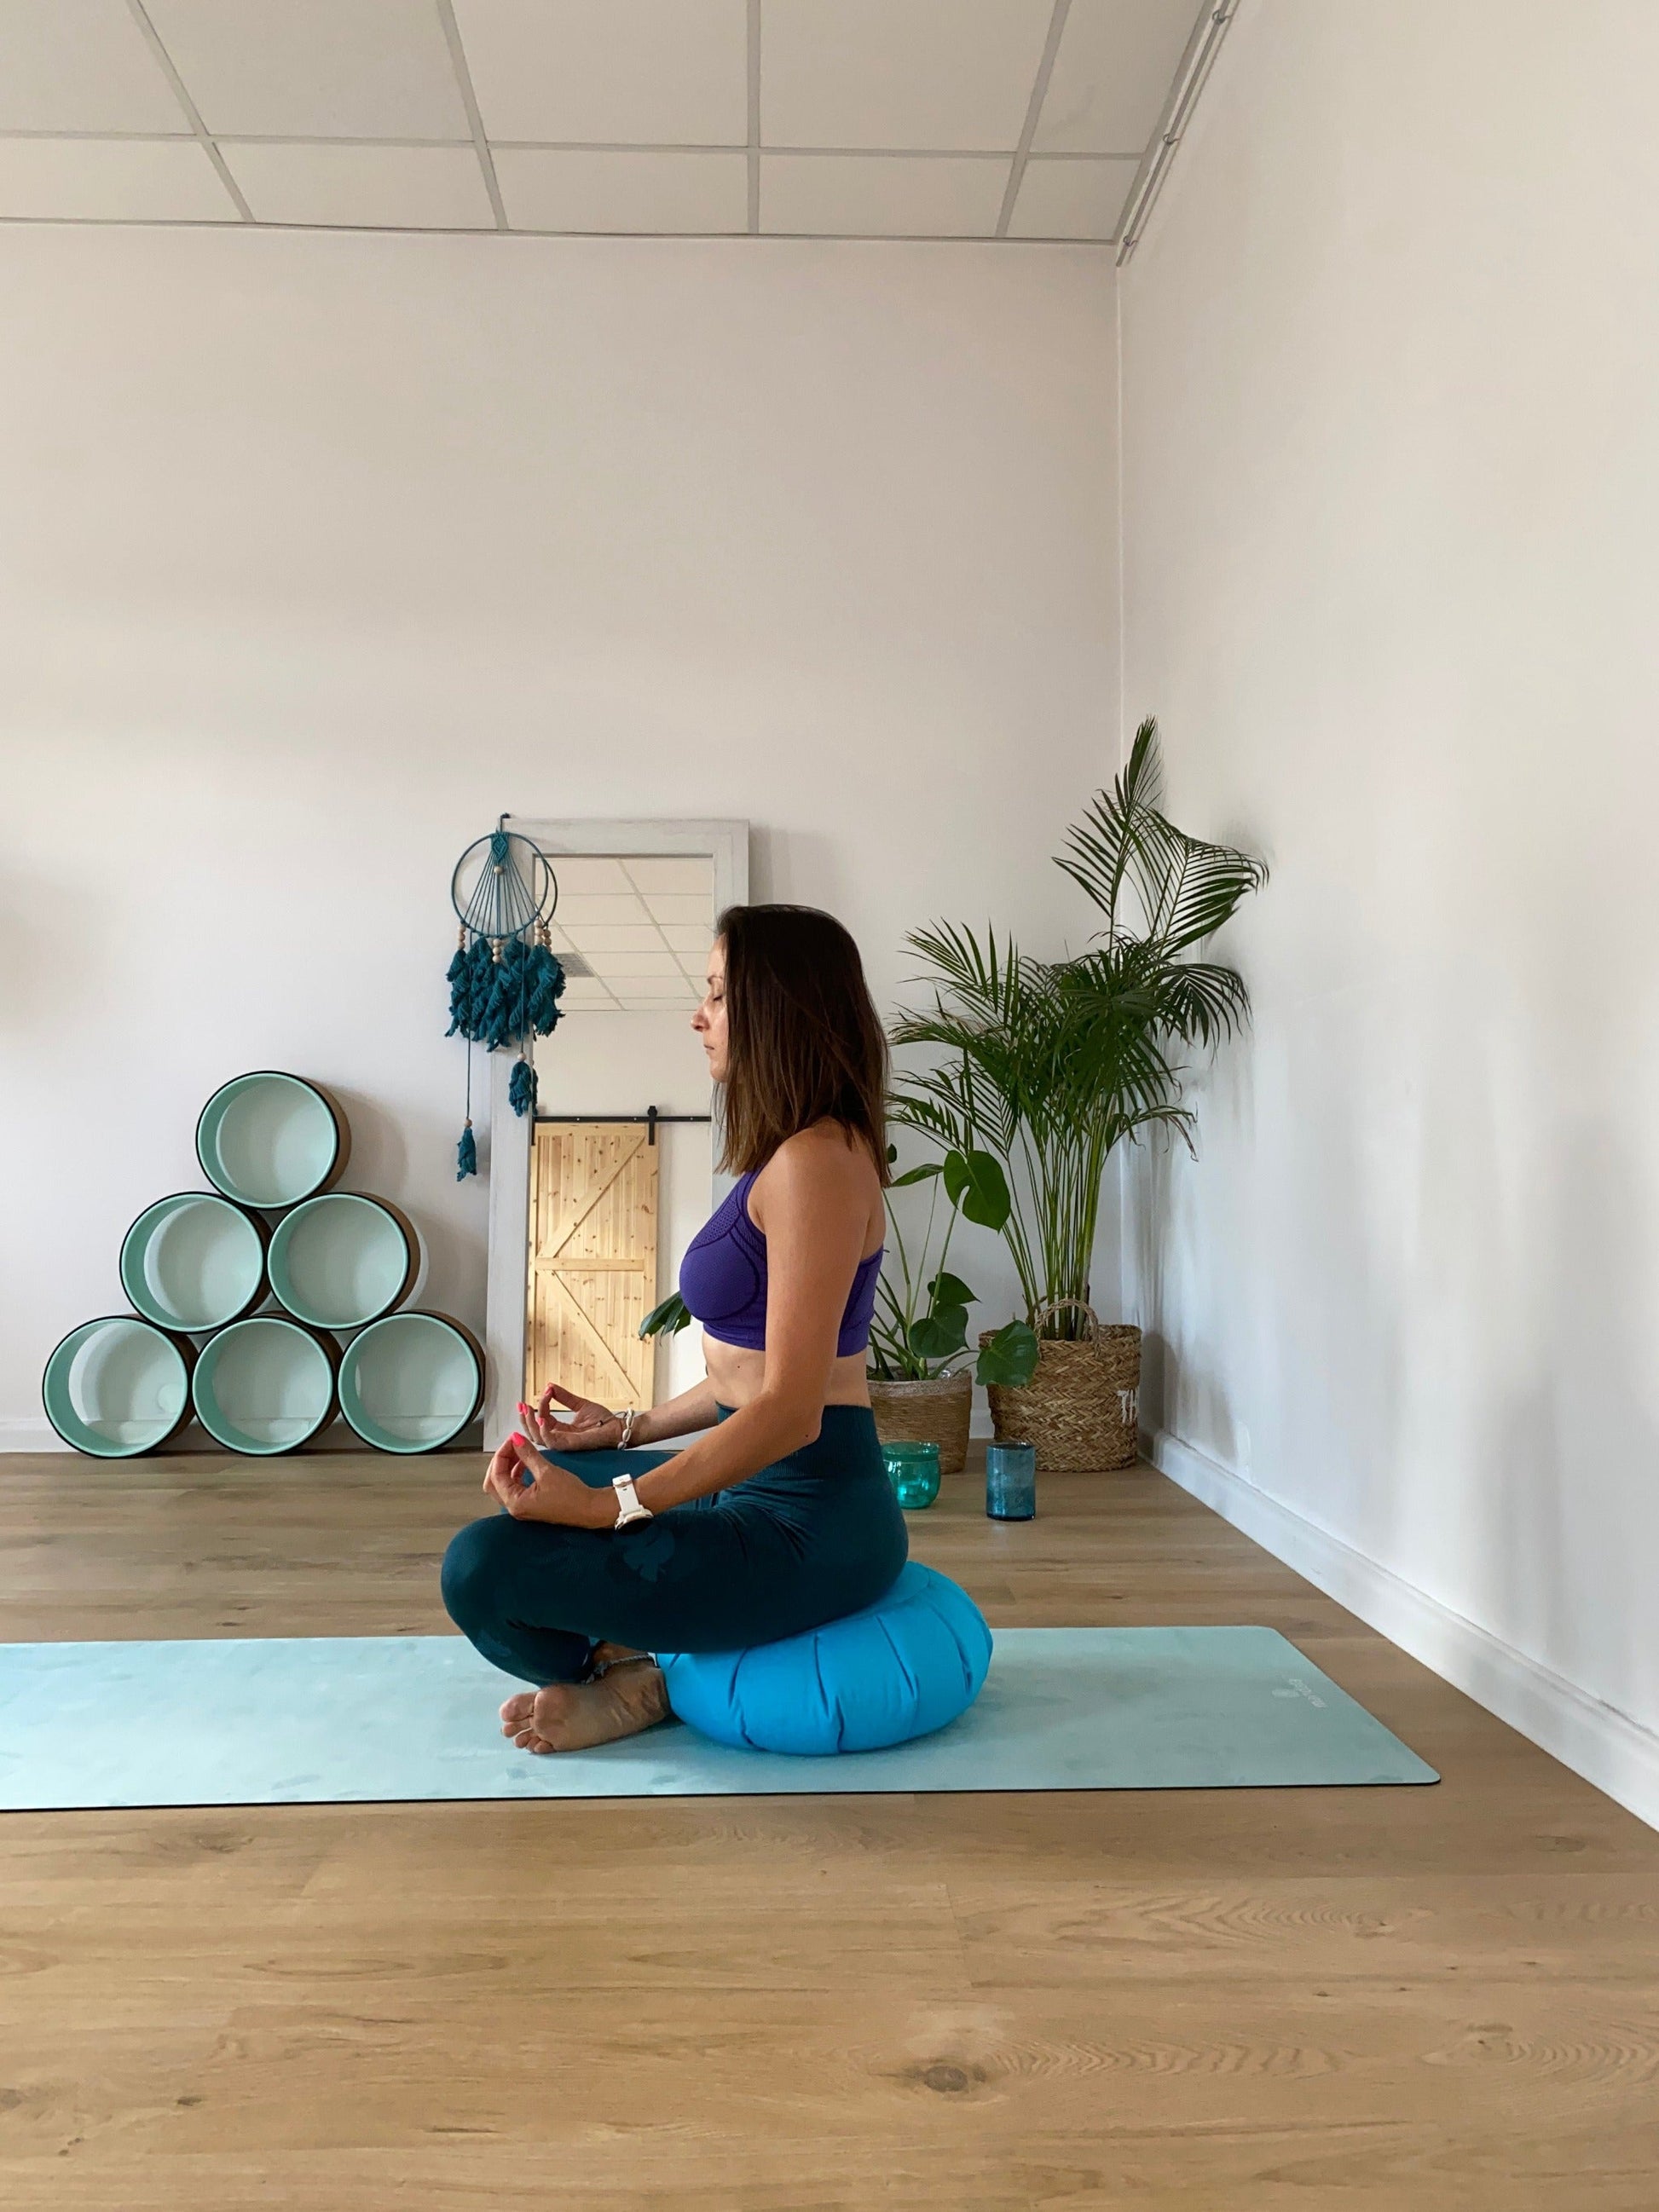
top-left (1, 1447), bottom-right (1655, 2212)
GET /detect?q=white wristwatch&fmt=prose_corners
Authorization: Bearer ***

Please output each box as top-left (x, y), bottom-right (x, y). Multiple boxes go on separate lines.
top-left (610, 1471), bottom-right (653, 1528)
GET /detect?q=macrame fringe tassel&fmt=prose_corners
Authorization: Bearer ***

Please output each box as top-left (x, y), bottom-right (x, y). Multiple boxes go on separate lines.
top-left (444, 933), bottom-right (470, 1037)
top-left (508, 1057), bottom-right (537, 1117)
top-left (456, 1119), bottom-right (477, 1180)
top-left (526, 939), bottom-right (566, 1033)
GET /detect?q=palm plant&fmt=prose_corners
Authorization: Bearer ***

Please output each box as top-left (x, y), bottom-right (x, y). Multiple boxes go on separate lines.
top-left (891, 718), bottom-right (1266, 1341)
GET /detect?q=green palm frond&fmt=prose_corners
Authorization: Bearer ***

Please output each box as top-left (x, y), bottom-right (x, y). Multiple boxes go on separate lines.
top-left (889, 719), bottom-right (1265, 1340)
top-left (1056, 717), bottom-right (1269, 959)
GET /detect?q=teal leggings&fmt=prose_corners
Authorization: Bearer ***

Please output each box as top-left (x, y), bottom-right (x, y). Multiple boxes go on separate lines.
top-left (440, 1405), bottom-right (908, 1686)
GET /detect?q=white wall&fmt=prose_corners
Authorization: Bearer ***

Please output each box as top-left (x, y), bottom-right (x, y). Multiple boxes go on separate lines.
top-left (1119, 0), bottom-right (1659, 1820)
top-left (0, 226), bottom-right (1118, 1439)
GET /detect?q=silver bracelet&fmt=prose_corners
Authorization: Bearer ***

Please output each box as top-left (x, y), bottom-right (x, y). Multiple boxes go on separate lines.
top-left (618, 1407), bottom-right (638, 1448)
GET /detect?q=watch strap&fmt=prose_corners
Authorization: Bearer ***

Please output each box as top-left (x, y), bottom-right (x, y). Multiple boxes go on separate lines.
top-left (610, 1471), bottom-right (652, 1527)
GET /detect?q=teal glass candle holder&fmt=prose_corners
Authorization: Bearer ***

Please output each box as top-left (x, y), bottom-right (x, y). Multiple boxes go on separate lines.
top-left (986, 1439), bottom-right (1037, 1520)
top-left (882, 1439), bottom-right (941, 1510)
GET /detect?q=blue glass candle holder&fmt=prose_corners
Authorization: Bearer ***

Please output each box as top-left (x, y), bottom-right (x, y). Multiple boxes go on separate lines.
top-left (986, 1439), bottom-right (1037, 1520)
top-left (882, 1439), bottom-right (941, 1510)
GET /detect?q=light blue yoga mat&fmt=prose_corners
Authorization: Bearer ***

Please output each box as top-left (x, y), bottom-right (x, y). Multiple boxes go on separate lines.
top-left (0, 1627), bottom-right (1436, 1809)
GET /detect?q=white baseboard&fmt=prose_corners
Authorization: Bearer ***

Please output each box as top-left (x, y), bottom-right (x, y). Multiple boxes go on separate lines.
top-left (1149, 1425), bottom-right (1659, 1834)
top-left (0, 1418), bottom-right (66, 1452)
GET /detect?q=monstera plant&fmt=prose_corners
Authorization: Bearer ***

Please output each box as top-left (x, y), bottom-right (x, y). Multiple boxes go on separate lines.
top-left (867, 1141), bottom-right (1038, 1388)
top-left (863, 1130), bottom-right (1038, 1477)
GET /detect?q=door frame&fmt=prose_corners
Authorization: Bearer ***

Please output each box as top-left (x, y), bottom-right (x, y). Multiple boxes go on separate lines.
top-left (483, 817), bottom-right (749, 1447)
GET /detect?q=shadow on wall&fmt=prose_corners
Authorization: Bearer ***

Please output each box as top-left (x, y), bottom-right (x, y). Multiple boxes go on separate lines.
top-left (327, 1083), bottom-right (487, 1329)
top-left (1474, 1114), bottom-right (1655, 1728)
top-left (1130, 1022), bottom-right (1264, 1477)
top-left (750, 827), bottom-right (842, 910)
top-left (0, 872), bottom-right (70, 1034)
top-left (1136, 936), bottom-right (1658, 1734)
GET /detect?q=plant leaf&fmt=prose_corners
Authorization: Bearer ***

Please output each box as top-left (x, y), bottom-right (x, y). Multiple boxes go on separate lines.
top-left (639, 1291), bottom-right (691, 1339)
top-left (928, 1270), bottom-right (974, 1309)
top-left (909, 1306), bottom-right (969, 1360)
top-left (941, 1146), bottom-right (1011, 1230)
top-left (888, 1160), bottom-right (943, 1188)
top-left (975, 1318), bottom-right (1039, 1388)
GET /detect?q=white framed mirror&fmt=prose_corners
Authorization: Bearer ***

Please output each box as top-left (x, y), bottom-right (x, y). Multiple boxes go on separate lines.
top-left (483, 818), bottom-right (749, 1447)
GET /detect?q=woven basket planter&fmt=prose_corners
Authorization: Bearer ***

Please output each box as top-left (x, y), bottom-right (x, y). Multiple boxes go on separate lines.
top-left (981, 1300), bottom-right (1142, 1473)
top-left (867, 1370), bottom-right (973, 1476)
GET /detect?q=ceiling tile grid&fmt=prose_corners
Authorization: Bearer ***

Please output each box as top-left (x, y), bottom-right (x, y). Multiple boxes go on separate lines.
top-left (545, 855), bottom-right (714, 1014)
top-left (0, 1), bottom-right (1206, 241)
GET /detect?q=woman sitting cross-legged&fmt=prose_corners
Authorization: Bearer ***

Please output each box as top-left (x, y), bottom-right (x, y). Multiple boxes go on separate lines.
top-left (440, 901), bottom-right (909, 1754)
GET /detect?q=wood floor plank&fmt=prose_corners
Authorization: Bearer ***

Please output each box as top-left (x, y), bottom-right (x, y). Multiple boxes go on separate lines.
top-left (1, 1446), bottom-right (1656, 2210)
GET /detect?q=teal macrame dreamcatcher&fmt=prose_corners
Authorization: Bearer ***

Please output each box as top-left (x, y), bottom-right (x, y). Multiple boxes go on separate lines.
top-left (446, 820), bottom-right (565, 1180)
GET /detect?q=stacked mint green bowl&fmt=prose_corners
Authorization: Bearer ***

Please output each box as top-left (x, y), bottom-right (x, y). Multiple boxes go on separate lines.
top-left (43, 1073), bottom-right (483, 1458)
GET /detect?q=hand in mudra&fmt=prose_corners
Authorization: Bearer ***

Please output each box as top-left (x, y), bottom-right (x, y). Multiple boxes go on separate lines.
top-left (523, 1383), bottom-right (624, 1452)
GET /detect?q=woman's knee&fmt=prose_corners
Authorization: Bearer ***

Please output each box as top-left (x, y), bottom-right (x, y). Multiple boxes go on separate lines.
top-left (441, 1514), bottom-right (522, 1631)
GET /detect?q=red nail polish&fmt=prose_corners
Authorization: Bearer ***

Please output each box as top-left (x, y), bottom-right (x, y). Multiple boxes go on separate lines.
top-left (511, 1430), bottom-right (528, 1447)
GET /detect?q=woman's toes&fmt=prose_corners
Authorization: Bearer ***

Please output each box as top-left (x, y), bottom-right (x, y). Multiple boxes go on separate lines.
top-left (500, 1692), bottom-right (537, 1735)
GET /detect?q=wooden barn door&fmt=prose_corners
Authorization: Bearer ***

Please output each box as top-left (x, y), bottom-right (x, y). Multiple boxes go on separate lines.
top-left (526, 1123), bottom-right (659, 1408)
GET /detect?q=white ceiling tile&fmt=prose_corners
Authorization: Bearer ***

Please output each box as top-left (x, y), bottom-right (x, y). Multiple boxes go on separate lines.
top-left (660, 923), bottom-right (714, 952)
top-left (0, 136), bottom-right (234, 220)
top-left (222, 143), bottom-right (494, 229)
top-left (639, 891), bottom-right (716, 922)
top-left (586, 953), bottom-right (687, 977)
top-left (554, 894), bottom-right (651, 925)
top-left (1033, 0), bottom-right (1199, 153)
top-left (622, 856), bottom-right (715, 894)
top-left (1008, 154), bottom-right (1136, 239)
top-left (141, 0), bottom-right (470, 139)
top-left (454, 0), bottom-right (748, 146)
top-left (762, 153), bottom-right (1007, 238)
top-left (494, 147), bottom-right (746, 232)
top-left (0, 0), bottom-right (186, 132)
top-left (549, 856), bottom-right (635, 892)
top-left (564, 923), bottom-right (671, 951)
top-left (762, 0), bottom-right (1053, 153)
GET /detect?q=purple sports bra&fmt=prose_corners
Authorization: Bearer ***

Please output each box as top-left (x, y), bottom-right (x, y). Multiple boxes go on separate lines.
top-left (679, 1168), bottom-right (884, 1356)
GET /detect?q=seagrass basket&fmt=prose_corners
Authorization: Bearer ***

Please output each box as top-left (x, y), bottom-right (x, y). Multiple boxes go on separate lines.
top-left (981, 1300), bottom-right (1142, 1472)
top-left (867, 1369), bottom-right (973, 1476)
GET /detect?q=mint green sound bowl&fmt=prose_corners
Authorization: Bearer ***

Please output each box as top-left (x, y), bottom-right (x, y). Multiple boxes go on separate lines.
top-left (268, 1194), bottom-right (419, 1331)
top-left (43, 1317), bottom-right (195, 1458)
top-left (196, 1072), bottom-right (349, 1211)
top-left (192, 1316), bottom-right (338, 1456)
top-left (338, 1311), bottom-right (483, 1454)
top-left (119, 1192), bottom-right (268, 1333)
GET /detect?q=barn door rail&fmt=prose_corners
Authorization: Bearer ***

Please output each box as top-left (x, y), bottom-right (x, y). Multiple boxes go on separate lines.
top-left (532, 1106), bottom-right (714, 1144)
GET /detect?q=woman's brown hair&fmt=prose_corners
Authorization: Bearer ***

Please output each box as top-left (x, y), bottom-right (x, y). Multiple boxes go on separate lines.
top-left (715, 904), bottom-right (891, 1184)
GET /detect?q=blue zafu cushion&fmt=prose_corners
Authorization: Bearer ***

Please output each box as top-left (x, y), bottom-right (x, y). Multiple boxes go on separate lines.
top-left (655, 1562), bottom-right (992, 1755)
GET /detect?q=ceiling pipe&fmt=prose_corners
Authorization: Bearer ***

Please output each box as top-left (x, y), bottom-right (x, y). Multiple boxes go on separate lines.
top-left (1116, 1), bottom-right (1240, 266)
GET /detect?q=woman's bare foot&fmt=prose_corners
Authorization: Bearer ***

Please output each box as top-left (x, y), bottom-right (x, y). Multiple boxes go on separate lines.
top-left (496, 1644), bottom-right (650, 1741)
top-left (500, 1660), bottom-right (670, 1753)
